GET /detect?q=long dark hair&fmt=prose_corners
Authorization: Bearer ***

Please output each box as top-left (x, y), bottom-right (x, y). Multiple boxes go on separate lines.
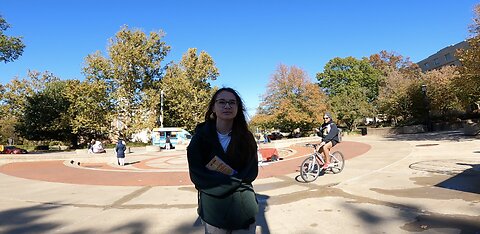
top-left (204, 87), bottom-right (256, 166)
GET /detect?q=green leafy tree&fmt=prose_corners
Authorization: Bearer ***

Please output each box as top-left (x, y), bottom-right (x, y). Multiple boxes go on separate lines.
top-left (0, 83), bottom-right (13, 144)
top-left (161, 48), bottom-right (219, 131)
top-left (0, 116), bottom-right (16, 144)
top-left (0, 82), bottom-right (14, 143)
top-left (329, 89), bottom-right (373, 130)
top-left (316, 57), bottom-right (381, 129)
top-left (317, 57), bottom-right (382, 102)
top-left (0, 84), bottom-right (5, 117)
top-left (64, 79), bottom-right (112, 141)
top-left (83, 25), bottom-right (171, 140)
top-left (253, 64), bottom-right (327, 134)
top-left (2, 71), bottom-right (58, 117)
top-left (0, 15), bottom-right (25, 63)
top-left (0, 71), bottom-right (59, 144)
top-left (16, 81), bottom-right (74, 143)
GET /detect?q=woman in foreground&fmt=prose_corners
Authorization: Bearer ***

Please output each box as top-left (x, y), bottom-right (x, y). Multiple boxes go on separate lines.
top-left (187, 87), bottom-right (259, 234)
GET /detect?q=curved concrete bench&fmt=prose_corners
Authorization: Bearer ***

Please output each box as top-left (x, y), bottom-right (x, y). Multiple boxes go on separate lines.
top-left (145, 145), bottom-right (161, 152)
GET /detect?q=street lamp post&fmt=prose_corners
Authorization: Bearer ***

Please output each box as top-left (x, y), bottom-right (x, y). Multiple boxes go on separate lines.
top-left (160, 90), bottom-right (164, 128)
top-left (421, 84), bottom-right (431, 132)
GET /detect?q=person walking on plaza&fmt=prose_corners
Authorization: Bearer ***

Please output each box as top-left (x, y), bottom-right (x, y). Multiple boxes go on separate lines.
top-left (317, 112), bottom-right (340, 169)
top-left (187, 87), bottom-right (259, 233)
top-left (88, 139), bottom-right (95, 154)
top-left (165, 135), bottom-right (171, 150)
top-left (115, 139), bottom-right (126, 166)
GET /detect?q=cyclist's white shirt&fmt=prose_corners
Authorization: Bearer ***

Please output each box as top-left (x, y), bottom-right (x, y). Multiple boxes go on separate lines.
top-left (217, 131), bottom-right (231, 152)
top-left (323, 124), bottom-right (332, 136)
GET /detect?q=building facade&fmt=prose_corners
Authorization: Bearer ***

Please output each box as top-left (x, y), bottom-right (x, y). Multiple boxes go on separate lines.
top-left (417, 40), bottom-right (469, 72)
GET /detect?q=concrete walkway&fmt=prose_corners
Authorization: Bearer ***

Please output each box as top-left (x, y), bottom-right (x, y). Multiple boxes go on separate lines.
top-left (0, 131), bottom-right (479, 233)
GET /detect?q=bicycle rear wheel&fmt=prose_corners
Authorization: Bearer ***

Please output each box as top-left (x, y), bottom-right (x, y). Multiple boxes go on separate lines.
top-left (329, 151), bottom-right (345, 174)
top-left (300, 155), bottom-right (320, 182)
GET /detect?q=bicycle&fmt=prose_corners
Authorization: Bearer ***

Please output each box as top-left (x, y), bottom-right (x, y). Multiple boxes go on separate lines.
top-left (299, 143), bottom-right (345, 182)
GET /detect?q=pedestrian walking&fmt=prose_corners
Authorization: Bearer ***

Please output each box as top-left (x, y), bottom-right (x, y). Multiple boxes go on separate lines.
top-left (165, 135), bottom-right (171, 150)
top-left (115, 139), bottom-right (126, 166)
top-left (88, 139), bottom-right (95, 154)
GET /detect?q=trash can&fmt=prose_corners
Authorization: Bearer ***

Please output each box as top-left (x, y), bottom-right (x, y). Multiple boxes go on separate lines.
top-left (359, 127), bottom-right (367, 136)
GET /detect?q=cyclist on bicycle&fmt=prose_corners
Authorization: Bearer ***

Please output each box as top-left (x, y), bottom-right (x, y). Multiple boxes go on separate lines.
top-left (316, 112), bottom-right (340, 169)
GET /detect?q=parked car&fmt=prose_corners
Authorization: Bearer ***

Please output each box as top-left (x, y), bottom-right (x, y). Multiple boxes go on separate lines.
top-left (267, 132), bottom-right (283, 140)
top-left (1, 146), bottom-right (28, 154)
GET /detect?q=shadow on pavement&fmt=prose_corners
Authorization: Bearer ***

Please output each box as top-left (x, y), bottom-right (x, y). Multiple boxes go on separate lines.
top-left (342, 197), bottom-right (480, 233)
top-left (171, 217), bottom-right (203, 233)
top-left (108, 220), bottom-right (149, 234)
top-left (256, 193), bottom-right (271, 234)
top-left (0, 202), bottom-right (154, 233)
top-left (125, 161), bottom-right (141, 166)
top-left (0, 204), bottom-right (62, 233)
top-left (435, 162), bottom-right (480, 194)
top-left (384, 130), bottom-right (477, 142)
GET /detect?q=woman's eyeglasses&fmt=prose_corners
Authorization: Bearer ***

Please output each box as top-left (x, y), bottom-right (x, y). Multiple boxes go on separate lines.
top-left (215, 99), bottom-right (237, 107)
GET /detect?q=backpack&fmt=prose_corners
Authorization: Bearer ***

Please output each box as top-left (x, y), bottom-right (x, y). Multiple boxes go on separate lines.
top-left (337, 128), bottom-right (342, 142)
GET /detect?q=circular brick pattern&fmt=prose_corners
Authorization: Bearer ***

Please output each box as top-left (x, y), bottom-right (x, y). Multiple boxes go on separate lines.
top-left (0, 141), bottom-right (370, 186)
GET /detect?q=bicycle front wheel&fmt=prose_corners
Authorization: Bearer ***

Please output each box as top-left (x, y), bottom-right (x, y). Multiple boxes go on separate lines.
top-left (329, 151), bottom-right (345, 174)
top-left (300, 155), bottom-right (320, 182)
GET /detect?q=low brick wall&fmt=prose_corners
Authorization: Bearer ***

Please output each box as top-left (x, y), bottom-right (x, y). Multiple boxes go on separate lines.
top-left (431, 122), bottom-right (463, 131)
top-left (402, 125), bottom-right (426, 134)
top-left (365, 127), bottom-right (400, 136)
top-left (363, 122), bottom-right (465, 136)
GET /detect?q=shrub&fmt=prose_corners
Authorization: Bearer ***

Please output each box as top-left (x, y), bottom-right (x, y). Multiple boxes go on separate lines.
top-left (49, 141), bottom-right (64, 146)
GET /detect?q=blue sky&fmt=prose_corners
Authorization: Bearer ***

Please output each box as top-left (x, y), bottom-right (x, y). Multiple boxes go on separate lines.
top-left (1, 1), bottom-right (478, 116)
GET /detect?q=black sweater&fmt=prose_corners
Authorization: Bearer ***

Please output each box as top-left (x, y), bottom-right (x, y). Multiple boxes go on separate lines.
top-left (187, 121), bottom-right (259, 229)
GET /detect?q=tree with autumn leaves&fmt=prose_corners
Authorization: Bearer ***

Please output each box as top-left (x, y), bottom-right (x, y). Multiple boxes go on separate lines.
top-left (4, 4), bottom-right (480, 145)
top-left (456, 4), bottom-right (480, 111)
top-left (251, 43), bottom-right (472, 134)
top-left (251, 64), bottom-right (327, 135)
top-left (371, 51), bottom-right (423, 123)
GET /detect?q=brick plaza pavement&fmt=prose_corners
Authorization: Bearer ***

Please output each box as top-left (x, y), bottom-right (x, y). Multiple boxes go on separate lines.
top-left (0, 132), bottom-right (479, 233)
